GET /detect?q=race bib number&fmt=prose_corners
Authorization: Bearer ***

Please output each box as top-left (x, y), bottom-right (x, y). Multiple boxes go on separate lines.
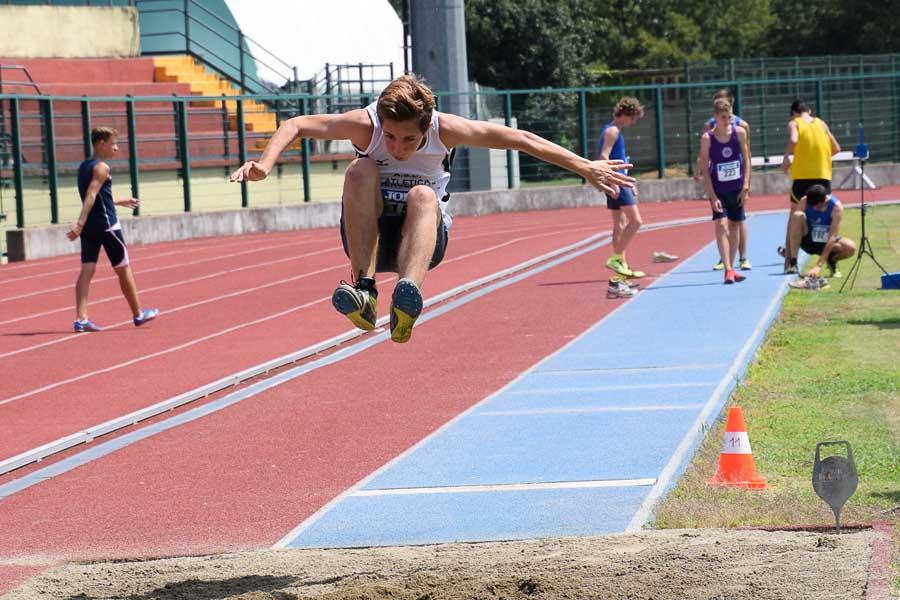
top-left (716, 160), bottom-right (741, 182)
top-left (381, 188), bottom-right (408, 217)
top-left (810, 224), bottom-right (829, 243)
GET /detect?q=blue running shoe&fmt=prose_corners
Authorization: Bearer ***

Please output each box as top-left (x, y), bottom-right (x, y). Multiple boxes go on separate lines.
top-left (73, 319), bottom-right (102, 333)
top-left (133, 308), bottom-right (159, 327)
top-left (390, 278), bottom-right (423, 343)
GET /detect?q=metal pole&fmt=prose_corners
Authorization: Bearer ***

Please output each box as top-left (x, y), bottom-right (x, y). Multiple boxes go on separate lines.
top-left (893, 60), bottom-right (899, 162)
top-left (10, 98), bottom-right (25, 228)
top-left (815, 79), bottom-right (824, 119)
top-left (857, 56), bottom-right (864, 125)
top-left (655, 87), bottom-right (665, 178)
top-left (402, 0), bottom-right (410, 74)
top-left (734, 83), bottom-right (743, 117)
top-left (236, 97), bottom-right (248, 207)
top-left (684, 63), bottom-right (694, 177)
top-left (578, 90), bottom-right (588, 184)
top-left (221, 95), bottom-right (229, 158)
top-left (761, 80), bottom-right (768, 159)
top-left (300, 97), bottom-right (311, 203)
top-left (503, 92), bottom-right (514, 189)
top-left (41, 98), bottom-right (60, 224)
top-left (183, 0), bottom-right (190, 53)
top-left (176, 100), bottom-right (192, 211)
top-left (358, 62), bottom-right (364, 94)
top-left (125, 98), bottom-right (140, 216)
top-left (238, 31), bottom-right (246, 94)
top-left (81, 98), bottom-right (92, 159)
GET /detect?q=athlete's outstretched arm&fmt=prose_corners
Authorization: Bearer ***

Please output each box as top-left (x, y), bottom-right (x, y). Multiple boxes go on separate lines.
top-left (439, 114), bottom-right (633, 195)
top-left (230, 109), bottom-right (373, 182)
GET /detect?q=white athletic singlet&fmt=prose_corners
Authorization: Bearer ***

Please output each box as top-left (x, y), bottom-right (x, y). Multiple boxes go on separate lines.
top-left (356, 102), bottom-right (454, 228)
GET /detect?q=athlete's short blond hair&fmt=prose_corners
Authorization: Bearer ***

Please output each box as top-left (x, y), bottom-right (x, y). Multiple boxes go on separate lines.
top-left (91, 126), bottom-right (118, 145)
top-left (377, 74), bottom-right (436, 132)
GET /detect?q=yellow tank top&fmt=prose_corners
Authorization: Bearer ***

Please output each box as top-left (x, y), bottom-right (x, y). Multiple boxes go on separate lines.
top-left (790, 117), bottom-right (832, 180)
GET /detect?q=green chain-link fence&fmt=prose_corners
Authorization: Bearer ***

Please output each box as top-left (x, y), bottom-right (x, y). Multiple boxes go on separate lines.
top-left (2, 70), bottom-right (898, 231)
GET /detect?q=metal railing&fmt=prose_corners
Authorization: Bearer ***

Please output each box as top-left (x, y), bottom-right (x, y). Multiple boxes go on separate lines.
top-left (2, 70), bottom-right (899, 229)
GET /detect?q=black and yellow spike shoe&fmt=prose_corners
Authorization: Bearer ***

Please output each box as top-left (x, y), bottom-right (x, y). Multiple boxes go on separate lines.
top-left (390, 278), bottom-right (423, 343)
top-left (332, 279), bottom-right (378, 331)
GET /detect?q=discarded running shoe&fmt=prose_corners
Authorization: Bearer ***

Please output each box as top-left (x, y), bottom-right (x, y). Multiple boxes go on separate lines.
top-left (789, 276), bottom-right (830, 291)
top-left (652, 251), bottom-right (679, 263)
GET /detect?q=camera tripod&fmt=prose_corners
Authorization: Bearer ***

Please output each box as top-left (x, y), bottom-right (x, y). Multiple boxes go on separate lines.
top-left (840, 156), bottom-right (889, 292)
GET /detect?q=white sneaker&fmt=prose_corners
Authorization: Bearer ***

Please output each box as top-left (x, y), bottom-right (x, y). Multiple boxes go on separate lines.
top-left (607, 280), bottom-right (639, 299)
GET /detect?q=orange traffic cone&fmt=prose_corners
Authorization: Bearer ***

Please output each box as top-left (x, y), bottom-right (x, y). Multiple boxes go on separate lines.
top-left (706, 406), bottom-right (768, 489)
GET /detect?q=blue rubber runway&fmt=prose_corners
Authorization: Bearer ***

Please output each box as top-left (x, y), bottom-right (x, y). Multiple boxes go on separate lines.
top-left (281, 213), bottom-right (792, 548)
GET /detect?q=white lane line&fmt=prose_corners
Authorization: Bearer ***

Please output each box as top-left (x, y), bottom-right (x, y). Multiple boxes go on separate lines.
top-left (0, 265), bottom-right (346, 404)
top-left (0, 236), bottom-right (291, 283)
top-left (624, 249), bottom-right (796, 533)
top-left (0, 245), bottom-right (340, 325)
top-left (348, 479), bottom-right (658, 497)
top-left (475, 404), bottom-right (704, 417)
top-left (0, 238), bottom-right (325, 302)
top-left (536, 364), bottom-right (731, 374)
top-left (506, 382), bottom-right (719, 394)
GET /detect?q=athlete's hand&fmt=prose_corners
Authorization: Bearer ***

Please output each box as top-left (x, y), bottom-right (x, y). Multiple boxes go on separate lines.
top-left (230, 161), bottom-right (269, 182)
top-left (585, 160), bottom-right (634, 195)
top-left (806, 265), bottom-right (821, 278)
top-left (117, 198), bottom-right (140, 209)
top-left (711, 199), bottom-right (723, 214)
top-left (781, 156), bottom-right (791, 174)
top-left (66, 221), bottom-right (83, 241)
top-left (738, 188), bottom-right (749, 206)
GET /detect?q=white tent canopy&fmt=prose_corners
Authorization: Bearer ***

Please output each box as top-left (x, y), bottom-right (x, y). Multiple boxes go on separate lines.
top-left (225, 0), bottom-right (404, 83)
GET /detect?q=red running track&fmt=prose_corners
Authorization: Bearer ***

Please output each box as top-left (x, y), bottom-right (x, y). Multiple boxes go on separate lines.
top-left (0, 200), bottom-right (725, 462)
top-left (0, 188), bottom-right (897, 594)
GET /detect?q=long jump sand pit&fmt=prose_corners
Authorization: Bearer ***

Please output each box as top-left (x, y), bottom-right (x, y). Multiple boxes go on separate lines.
top-left (6, 528), bottom-right (878, 600)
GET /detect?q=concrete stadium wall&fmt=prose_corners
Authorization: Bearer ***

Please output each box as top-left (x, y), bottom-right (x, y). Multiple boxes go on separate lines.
top-left (0, 6), bottom-right (139, 58)
top-left (7, 162), bottom-right (900, 262)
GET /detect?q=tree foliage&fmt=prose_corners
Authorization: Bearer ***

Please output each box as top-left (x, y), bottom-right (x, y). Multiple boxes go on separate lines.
top-left (463, 0), bottom-right (897, 88)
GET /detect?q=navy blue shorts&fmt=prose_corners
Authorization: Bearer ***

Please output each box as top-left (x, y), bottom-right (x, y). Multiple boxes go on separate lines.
top-left (605, 186), bottom-right (636, 210)
top-left (711, 190), bottom-right (746, 222)
top-left (340, 206), bottom-right (449, 274)
top-left (80, 228), bottom-right (129, 268)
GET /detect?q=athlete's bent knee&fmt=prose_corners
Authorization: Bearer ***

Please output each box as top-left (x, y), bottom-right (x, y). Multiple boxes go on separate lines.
top-left (344, 157), bottom-right (379, 186)
top-left (406, 185), bottom-right (438, 214)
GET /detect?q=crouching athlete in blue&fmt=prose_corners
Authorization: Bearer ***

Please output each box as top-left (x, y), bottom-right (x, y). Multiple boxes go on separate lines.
top-left (231, 74), bottom-right (635, 344)
top-left (785, 184), bottom-right (856, 278)
top-left (67, 127), bottom-right (158, 332)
